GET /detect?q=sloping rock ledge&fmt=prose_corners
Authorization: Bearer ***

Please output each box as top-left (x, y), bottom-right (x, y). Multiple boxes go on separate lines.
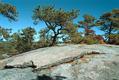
top-left (0, 44), bottom-right (119, 80)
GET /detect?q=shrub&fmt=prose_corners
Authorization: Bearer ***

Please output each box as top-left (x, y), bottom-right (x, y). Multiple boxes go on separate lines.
top-left (81, 34), bottom-right (105, 44)
top-left (83, 35), bottom-right (99, 44)
top-left (109, 34), bottom-right (119, 45)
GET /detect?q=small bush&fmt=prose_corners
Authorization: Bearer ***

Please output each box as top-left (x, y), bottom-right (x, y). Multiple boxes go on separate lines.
top-left (81, 35), bottom-right (103, 44)
top-left (109, 34), bottom-right (119, 45)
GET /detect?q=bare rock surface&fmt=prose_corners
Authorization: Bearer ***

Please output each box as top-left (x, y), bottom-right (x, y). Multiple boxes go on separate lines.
top-left (40, 52), bottom-right (119, 80)
top-left (0, 68), bottom-right (37, 80)
top-left (0, 44), bottom-right (119, 80)
top-left (1, 44), bottom-right (118, 68)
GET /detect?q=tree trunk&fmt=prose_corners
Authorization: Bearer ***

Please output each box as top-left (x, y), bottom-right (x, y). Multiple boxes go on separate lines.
top-left (108, 25), bottom-right (112, 44)
top-left (85, 27), bottom-right (89, 36)
top-left (50, 26), bottom-right (63, 46)
top-left (51, 34), bottom-right (57, 46)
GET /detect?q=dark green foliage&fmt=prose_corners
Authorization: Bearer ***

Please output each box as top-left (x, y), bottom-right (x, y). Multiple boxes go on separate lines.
top-left (0, 42), bottom-right (17, 54)
top-left (78, 14), bottom-right (104, 44)
top-left (0, 37), bottom-right (17, 59)
top-left (82, 35), bottom-right (99, 44)
top-left (0, 2), bottom-right (18, 21)
top-left (79, 14), bottom-right (96, 36)
top-left (0, 27), bottom-right (16, 59)
top-left (109, 34), bottom-right (119, 45)
top-left (0, 27), bottom-right (11, 41)
top-left (98, 9), bottom-right (119, 43)
top-left (38, 28), bottom-right (52, 47)
top-left (33, 6), bottom-right (79, 46)
top-left (61, 22), bottom-right (83, 44)
top-left (12, 27), bottom-right (36, 53)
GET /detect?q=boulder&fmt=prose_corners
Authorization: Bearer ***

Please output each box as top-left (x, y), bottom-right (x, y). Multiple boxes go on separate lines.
top-left (4, 60), bottom-right (36, 69)
top-left (0, 61), bottom-right (6, 69)
top-left (0, 68), bottom-right (37, 80)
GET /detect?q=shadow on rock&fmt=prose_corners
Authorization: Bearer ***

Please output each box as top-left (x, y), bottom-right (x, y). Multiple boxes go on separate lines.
top-left (35, 74), bottom-right (67, 80)
top-left (55, 76), bottom-right (67, 80)
top-left (36, 74), bottom-right (53, 80)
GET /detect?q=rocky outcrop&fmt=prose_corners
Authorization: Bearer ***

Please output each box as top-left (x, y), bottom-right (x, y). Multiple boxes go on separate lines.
top-left (0, 61), bottom-right (6, 69)
top-left (0, 68), bottom-right (37, 80)
top-left (4, 60), bottom-right (36, 69)
top-left (36, 52), bottom-right (119, 80)
top-left (2, 44), bottom-right (118, 69)
top-left (34, 51), bottom-right (104, 71)
top-left (0, 44), bottom-right (119, 80)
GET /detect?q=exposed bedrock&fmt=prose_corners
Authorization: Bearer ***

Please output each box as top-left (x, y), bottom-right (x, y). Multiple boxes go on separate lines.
top-left (0, 44), bottom-right (119, 80)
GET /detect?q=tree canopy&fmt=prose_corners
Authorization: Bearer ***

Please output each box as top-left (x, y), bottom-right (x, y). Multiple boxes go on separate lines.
top-left (98, 9), bottom-right (119, 43)
top-left (12, 27), bottom-right (36, 53)
top-left (0, 26), bottom-right (11, 41)
top-left (0, 2), bottom-right (18, 21)
top-left (79, 14), bottom-right (96, 36)
top-left (33, 6), bottom-right (79, 45)
top-left (0, 2), bottom-right (18, 41)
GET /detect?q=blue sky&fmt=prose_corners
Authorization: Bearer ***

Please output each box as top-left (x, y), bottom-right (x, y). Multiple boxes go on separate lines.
top-left (0, 0), bottom-right (119, 35)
